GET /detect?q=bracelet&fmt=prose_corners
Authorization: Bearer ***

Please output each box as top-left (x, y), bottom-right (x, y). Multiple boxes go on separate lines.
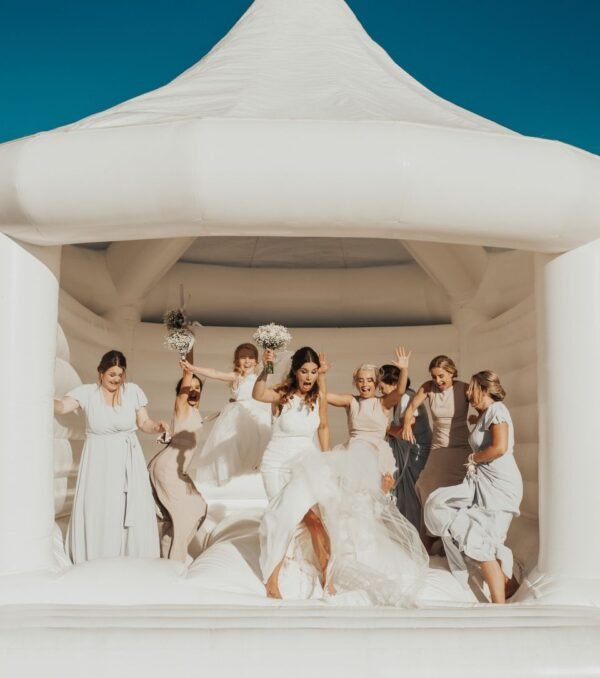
top-left (467, 453), bottom-right (478, 465)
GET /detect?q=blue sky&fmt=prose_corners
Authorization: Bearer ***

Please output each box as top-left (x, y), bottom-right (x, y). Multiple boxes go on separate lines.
top-left (1, 0), bottom-right (598, 154)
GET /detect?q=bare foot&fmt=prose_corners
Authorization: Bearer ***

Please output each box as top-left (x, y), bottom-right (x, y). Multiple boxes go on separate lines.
top-left (266, 572), bottom-right (282, 599)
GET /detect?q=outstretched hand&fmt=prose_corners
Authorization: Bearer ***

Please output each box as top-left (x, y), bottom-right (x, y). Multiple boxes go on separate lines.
top-left (318, 352), bottom-right (332, 375)
top-left (391, 345), bottom-right (411, 370)
top-left (155, 420), bottom-right (170, 434)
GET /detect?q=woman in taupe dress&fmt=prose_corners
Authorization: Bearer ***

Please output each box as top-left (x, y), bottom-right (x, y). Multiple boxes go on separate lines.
top-left (148, 365), bottom-right (208, 561)
top-left (401, 355), bottom-right (471, 547)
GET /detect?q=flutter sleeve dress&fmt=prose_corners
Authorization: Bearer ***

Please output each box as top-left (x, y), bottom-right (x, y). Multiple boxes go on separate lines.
top-left (66, 383), bottom-right (159, 563)
top-left (424, 401), bottom-right (523, 587)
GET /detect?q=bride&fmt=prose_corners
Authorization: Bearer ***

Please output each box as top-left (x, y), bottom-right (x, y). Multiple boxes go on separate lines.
top-left (254, 348), bottom-right (429, 605)
top-left (253, 346), bottom-right (331, 599)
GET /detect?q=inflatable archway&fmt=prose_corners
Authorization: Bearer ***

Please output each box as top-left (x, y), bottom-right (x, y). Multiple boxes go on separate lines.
top-left (1, 1), bottom-right (600, 675)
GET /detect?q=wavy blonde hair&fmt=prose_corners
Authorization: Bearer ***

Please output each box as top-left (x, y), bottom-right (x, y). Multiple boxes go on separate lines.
top-left (467, 370), bottom-right (506, 406)
top-left (352, 363), bottom-right (379, 387)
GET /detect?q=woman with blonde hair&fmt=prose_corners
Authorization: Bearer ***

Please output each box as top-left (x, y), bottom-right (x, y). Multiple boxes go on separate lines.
top-left (401, 355), bottom-right (471, 547)
top-left (424, 371), bottom-right (523, 603)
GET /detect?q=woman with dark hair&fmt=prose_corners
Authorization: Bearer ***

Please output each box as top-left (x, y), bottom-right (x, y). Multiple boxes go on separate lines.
top-left (180, 342), bottom-right (271, 484)
top-left (54, 350), bottom-right (168, 562)
top-left (380, 365), bottom-right (432, 530)
top-left (253, 346), bottom-right (331, 599)
top-left (425, 371), bottom-right (523, 603)
top-left (148, 365), bottom-right (207, 561)
top-left (401, 355), bottom-right (471, 547)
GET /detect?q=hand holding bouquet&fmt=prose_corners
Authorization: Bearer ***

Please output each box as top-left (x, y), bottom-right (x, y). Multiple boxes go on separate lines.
top-left (164, 308), bottom-right (195, 359)
top-left (253, 323), bottom-right (292, 374)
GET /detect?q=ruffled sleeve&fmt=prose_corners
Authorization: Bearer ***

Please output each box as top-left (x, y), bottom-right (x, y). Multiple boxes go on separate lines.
top-left (482, 402), bottom-right (511, 430)
top-left (66, 383), bottom-right (91, 411)
top-left (127, 383), bottom-right (149, 410)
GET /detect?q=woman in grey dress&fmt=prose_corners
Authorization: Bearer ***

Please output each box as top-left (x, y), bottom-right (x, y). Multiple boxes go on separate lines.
top-left (424, 371), bottom-right (523, 603)
top-left (380, 366), bottom-right (432, 530)
top-left (54, 350), bottom-right (169, 563)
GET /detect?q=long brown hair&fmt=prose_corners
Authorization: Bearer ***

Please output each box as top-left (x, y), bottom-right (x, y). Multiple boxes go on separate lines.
top-left (275, 346), bottom-right (321, 415)
top-left (428, 355), bottom-right (458, 379)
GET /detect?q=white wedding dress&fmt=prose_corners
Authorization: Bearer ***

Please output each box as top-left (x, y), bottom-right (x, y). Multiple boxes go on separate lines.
top-left (192, 373), bottom-right (272, 486)
top-left (259, 395), bottom-right (429, 605)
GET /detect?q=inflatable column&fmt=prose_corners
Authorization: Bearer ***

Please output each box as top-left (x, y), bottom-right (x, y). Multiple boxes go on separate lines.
top-left (530, 241), bottom-right (600, 603)
top-left (0, 234), bottom-right (60, 572)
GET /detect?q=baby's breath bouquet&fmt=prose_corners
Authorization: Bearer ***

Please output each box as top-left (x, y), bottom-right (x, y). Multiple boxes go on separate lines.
top-left (253, 323), bottom-right (292, 374)
top-left (164, 308), bottom-right (195, 358)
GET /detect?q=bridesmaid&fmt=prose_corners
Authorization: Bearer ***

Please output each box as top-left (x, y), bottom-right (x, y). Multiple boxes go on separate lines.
top-left (326, 346), bottom-right (412, 494)
top-left (425, 371), bottom-right (523, 603)
top-left (380, 366), bottom-right (432, 530)
top-left (148, 362), bottom-right (208, 562)
top-left (54, 350), bottom-right (168, 563)
top-left (401, 355), bottom-right (471, 548)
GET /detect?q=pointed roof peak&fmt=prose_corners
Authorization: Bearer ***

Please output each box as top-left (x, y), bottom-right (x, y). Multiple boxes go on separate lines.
top-left (69, 0), bottom-right (509, 133)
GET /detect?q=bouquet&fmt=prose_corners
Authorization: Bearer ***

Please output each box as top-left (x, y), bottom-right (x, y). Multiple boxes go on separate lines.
top-left (253, 323), bottom-right (292, 374)
top-left (164, 308), bottom-right (195, 359)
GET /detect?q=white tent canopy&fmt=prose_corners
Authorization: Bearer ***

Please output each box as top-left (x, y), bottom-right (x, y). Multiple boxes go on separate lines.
top-left (0, 0), bottom-right (599, 250)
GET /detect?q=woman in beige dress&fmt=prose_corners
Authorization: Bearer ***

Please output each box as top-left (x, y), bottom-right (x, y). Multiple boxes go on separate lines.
top-left (148, 364), bottom-right (207, 561)
top-left (402, 355), bottom-right (471, 548)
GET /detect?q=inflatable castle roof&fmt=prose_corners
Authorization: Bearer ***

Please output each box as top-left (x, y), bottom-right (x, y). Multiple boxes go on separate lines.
top-left (0, 0), bottom-right (598, 250)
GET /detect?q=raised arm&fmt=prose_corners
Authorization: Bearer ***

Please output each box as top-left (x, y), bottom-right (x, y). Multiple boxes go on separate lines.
top-left (380, 345), bottom-right (411, 411)
top-left (53, 397), bottom-right (80, 416)
top-left (179, 358), bottom-right (236, 383)
top-left (401, 382), bottom-right (429, 443)
top-left (317, 352), bottom-right (331, 451)
top-left (252, 349), bottom-right (282, 404)
top-left (175, 362), bottom-right (195, 419)
top-left (326, 392), bottom-right (353, 407)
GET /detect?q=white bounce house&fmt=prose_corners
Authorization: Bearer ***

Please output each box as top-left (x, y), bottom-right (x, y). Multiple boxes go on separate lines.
top-left (2, 0), bottom-right (600, 675)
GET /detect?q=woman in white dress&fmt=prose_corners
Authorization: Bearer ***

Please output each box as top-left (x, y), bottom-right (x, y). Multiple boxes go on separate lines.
top-left (148, 365), bottom-right (207, 561)
top-left (53, 350), bottom-right (168, 563)
top-left (180, 343), bottom-right (271, 485)
top-left (424, 371), bottom-right (523, 603)
top-left (253, 346), bottom-right (331, 599)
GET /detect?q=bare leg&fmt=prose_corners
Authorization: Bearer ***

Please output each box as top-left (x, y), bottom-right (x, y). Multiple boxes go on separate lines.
top-left (266, 559), bottom-right (284, 599)
top-left (480, 560), bottom-right (506, 604)
top-left (303, 509), bottom-right (334, 594)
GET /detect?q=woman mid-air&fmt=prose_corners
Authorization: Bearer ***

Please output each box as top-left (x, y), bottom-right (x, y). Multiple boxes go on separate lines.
top-left (425, 371), bottom-right (523, 603)
top-left (322, 347), bottom-right (429, 605)
top-left (148, 363), bottom-right (208, 562)
top-left (181, 343), bottom-right (271, 485)
top-left (402, 355), bottom-right (471, 550)
top-left (253, 346), bottom-right (331, 599)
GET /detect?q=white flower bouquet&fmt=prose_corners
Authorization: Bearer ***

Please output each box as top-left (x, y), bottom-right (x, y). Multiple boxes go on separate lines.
top-left (253, 323), bottom-right (292, 374)
top-left (164, 308), bottom-right (195, 358)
